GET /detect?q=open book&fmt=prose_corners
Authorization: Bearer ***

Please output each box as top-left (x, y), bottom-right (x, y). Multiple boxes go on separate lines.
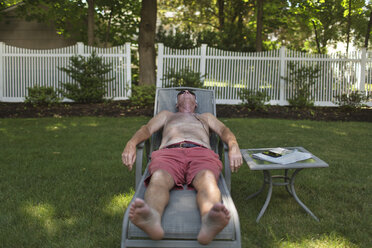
top-left (252, 148), bottom-right (312, 164)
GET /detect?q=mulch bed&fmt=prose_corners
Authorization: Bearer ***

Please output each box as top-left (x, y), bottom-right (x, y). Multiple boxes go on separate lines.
top-left (0, 101), bottom-right (371, 122)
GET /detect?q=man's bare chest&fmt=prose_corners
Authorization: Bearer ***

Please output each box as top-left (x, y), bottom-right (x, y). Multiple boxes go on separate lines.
top-left (163, 113), bottom-right (209, 135)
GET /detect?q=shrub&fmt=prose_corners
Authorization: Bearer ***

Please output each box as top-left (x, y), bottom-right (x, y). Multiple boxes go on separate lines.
top-left (162, 67), bottom-right (205, 88)
top-left (129, 84), bottom-right (156, 107)
top-left (25, 86), bottom-right (60, 106)
top-left (334, 91), bottom-right (370, 109)
top-left (238, 89), bottom-right (270, 110)
top-left (284, 62), bottom-right (321, 108)
top-left (59, 51), bottom-right (115, 103)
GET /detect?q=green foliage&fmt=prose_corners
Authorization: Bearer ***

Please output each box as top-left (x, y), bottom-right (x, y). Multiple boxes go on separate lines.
top-left (284, 62), bottom-right (321, 108)
top-left (25, 86), bottom-right (60, 106)
top-left (196, 26), bottom-right (256, 52)
top-left (129, 84), bottom-right (156, 107)
top-left (162, 67), bottom-right (205, 88)
top-left (238, 89), bottom-right (270, 110)
top-left (15, 0), bottom-right (140, 45)
top-left (156, 26), bottom-right (195, 49)
top-left (334, 90), bottom-right (370, 109)
top-left (59, 51), bottom-right (115, 103)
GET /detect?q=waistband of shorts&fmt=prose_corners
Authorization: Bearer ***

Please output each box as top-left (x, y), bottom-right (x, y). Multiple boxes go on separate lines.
top-left (165, 141), bottom-right (207, 149)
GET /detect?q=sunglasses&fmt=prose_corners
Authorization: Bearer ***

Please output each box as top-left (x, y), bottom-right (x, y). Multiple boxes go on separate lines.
top-left (177, 90), bottom-right (195, 96)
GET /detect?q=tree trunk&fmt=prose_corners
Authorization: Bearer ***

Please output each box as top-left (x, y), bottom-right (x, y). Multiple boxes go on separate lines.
top-left (87, 0), bottom-right (95, 46)
top-left (217, 0), bottom-right (224, 31)
top-left (104, 6), bottom-right (114, 48)
top-left (255, 0), bottom-right (264, 52)
top-left (138, 0), bottom-right (157, 86)
top-left (312, 20), bottom-right (321, 53)
top-left (365, 10), bottom-right (372, 48)
top-left (346, 0), bottom-right (352, 53)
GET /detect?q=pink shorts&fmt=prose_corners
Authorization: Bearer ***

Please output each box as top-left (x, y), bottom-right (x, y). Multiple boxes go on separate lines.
top-left (146, 146), bottom-right (222, 189)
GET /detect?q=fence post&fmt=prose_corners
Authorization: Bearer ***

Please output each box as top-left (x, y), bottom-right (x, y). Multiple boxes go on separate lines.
top-left (0, 42), bottom-right (3, 101)
top-left (156, 43), bottom-right (164, 88)
top-left (125, 42), bottom-right (132, 97)
top-left (200, 44), bottom-right (207, 80)
top-left (77, 42), bottom-right (84, 56)
top-left (279, 46), bottom-right (286, 105)
top-left (359, 48), bottom-right (366, 92)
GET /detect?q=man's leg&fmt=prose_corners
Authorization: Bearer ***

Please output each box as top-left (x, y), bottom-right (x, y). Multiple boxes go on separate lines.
top-left (129, 169), bottom-right (175, 240)
top-left (192, 170), bottom-right (231, 245)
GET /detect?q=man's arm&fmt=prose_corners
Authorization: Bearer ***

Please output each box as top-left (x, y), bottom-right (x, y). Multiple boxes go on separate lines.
top-left (122, 110), bottom-right (171, 170)
top-left (202, 113), bottom-right (243, 173)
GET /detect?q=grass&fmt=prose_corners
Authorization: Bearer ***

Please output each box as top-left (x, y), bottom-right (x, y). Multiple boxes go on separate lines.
top-left (0, 117), bottom-right (371, 247)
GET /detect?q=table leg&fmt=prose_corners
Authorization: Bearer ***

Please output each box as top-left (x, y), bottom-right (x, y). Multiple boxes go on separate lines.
top-left (285, 169), bottom-right (293, 196)
top-left (247, 172), bottom-right (266, 200)
top-left (290, 168), bottom-right (319, 221)
top-left (256, 170), bottom-right (272, 223)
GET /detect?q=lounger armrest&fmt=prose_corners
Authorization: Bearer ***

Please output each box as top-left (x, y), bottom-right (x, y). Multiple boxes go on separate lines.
top-left (219, 140), bottom-right (231, 192)
top-left (135, 141), bottom-right (145, 190)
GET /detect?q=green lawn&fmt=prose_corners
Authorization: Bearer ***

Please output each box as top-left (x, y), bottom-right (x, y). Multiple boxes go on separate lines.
top-left (0, 117), bottom-right (371, 248)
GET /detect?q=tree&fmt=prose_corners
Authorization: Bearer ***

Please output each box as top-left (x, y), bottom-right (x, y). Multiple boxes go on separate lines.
top-left (158, 0), bottom-right (256, 52)
top-left (255, 0), bottom-right (264, 51)
top-left (284, 0), bottom-right (346, 53)
top-left (87, 0), bottom-right (95, 45)
top-left (138, 0), bottom-right (157, 86)
top-left (366, 8), bottom-right (372, 48)
top-left (9, 0), bottom-right (140, 46)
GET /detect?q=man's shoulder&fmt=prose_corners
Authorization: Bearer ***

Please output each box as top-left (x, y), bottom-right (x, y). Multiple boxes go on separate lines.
top-left (156, 110), bottom-right (174, 116)
top-left (198, 112), bottom-right (216, 119)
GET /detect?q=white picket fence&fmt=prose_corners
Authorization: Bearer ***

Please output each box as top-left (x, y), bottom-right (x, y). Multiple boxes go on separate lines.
top-left (0, 42), bottom-right (131, 102)
top-left (157, 43), bottom-right (372, 106)
top-left (1, 42), bottom-right (372, 106)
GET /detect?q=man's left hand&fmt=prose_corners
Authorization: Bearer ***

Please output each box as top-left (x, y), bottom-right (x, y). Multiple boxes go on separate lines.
top-left (228, 145), bottom-right (243, 173)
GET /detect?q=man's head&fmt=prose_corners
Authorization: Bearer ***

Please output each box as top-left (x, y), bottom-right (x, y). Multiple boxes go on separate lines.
top-left (176, 89), bottom-right (197, 112)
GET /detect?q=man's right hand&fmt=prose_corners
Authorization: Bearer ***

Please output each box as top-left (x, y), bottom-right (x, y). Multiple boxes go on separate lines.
top-left (122, 143), bottom-right (137, 171)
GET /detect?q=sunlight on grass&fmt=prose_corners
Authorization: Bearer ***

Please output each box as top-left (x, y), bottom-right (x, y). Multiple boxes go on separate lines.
top-left (278, 232), bottom-right (358, 248)
top-left (45, 123), bottom-right (67, 131)
top-left (23, 203), bottom-right (57, 235)
top-left (204, 80), bottom-right (245, 88)
top-left (86, 122), bottom-right (99, 127)
top-left (104, 188), bottom-right (135, 216)
top-left (332, 130), bottom-right (347, 136)
top-left (289, 123), bottom-right (313, 129)
top-left (22, 202), bottom-right (77, 235)
top-left (204, 80), bottom-right (227, 87)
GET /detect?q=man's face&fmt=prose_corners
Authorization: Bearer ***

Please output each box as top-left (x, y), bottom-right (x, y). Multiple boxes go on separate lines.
top-left (176, 90), bottom-right (197, 109)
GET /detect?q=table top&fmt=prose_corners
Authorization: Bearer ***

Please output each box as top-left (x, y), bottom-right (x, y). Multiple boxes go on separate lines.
top-left (241, 147), bottom-right (329, 170)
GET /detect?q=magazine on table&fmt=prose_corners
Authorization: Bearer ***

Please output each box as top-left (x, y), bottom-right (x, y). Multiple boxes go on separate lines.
top-left (252, 147), bottom-right (312, 164)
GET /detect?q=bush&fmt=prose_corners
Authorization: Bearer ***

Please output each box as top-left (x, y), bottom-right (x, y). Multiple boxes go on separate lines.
top-left (129, 84), bottom-right (156, 107)
top-left (162, 67), bottom-right (205, 88)
top-left (238, 89), bottom-right (270, 110)
top-left (25, 86), bottom-right (60, 106)
top-left (334, 91), bottom-right (370, 109)
top-left (59, 51), bottom-right (115, 103)
top-left (284, 62), bottom-right (320, 108)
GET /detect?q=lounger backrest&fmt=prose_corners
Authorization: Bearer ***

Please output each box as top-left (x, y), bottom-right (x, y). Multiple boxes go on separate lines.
top-left (151, 87), bottom-right (217, 154)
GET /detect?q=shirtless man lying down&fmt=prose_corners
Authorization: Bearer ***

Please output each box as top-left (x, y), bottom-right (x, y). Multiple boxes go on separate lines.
top-left (122, 89), bottom-right (243, 245)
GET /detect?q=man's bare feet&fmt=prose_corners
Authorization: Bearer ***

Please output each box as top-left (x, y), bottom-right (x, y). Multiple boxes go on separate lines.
top-left (129, 198), bottom-right (164, 240)
top-left (197, 203), bottom-right (231, 245)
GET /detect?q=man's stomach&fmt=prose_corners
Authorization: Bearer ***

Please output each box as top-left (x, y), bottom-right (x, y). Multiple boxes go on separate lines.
top-left (159, 137), bottom-right (211, 149)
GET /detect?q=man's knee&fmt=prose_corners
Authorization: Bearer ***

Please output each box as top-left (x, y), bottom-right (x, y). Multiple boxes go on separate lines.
top-left (149, 169), bottom-right (174, 189)
top-left (193, 170), bottom-right (218, 188)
